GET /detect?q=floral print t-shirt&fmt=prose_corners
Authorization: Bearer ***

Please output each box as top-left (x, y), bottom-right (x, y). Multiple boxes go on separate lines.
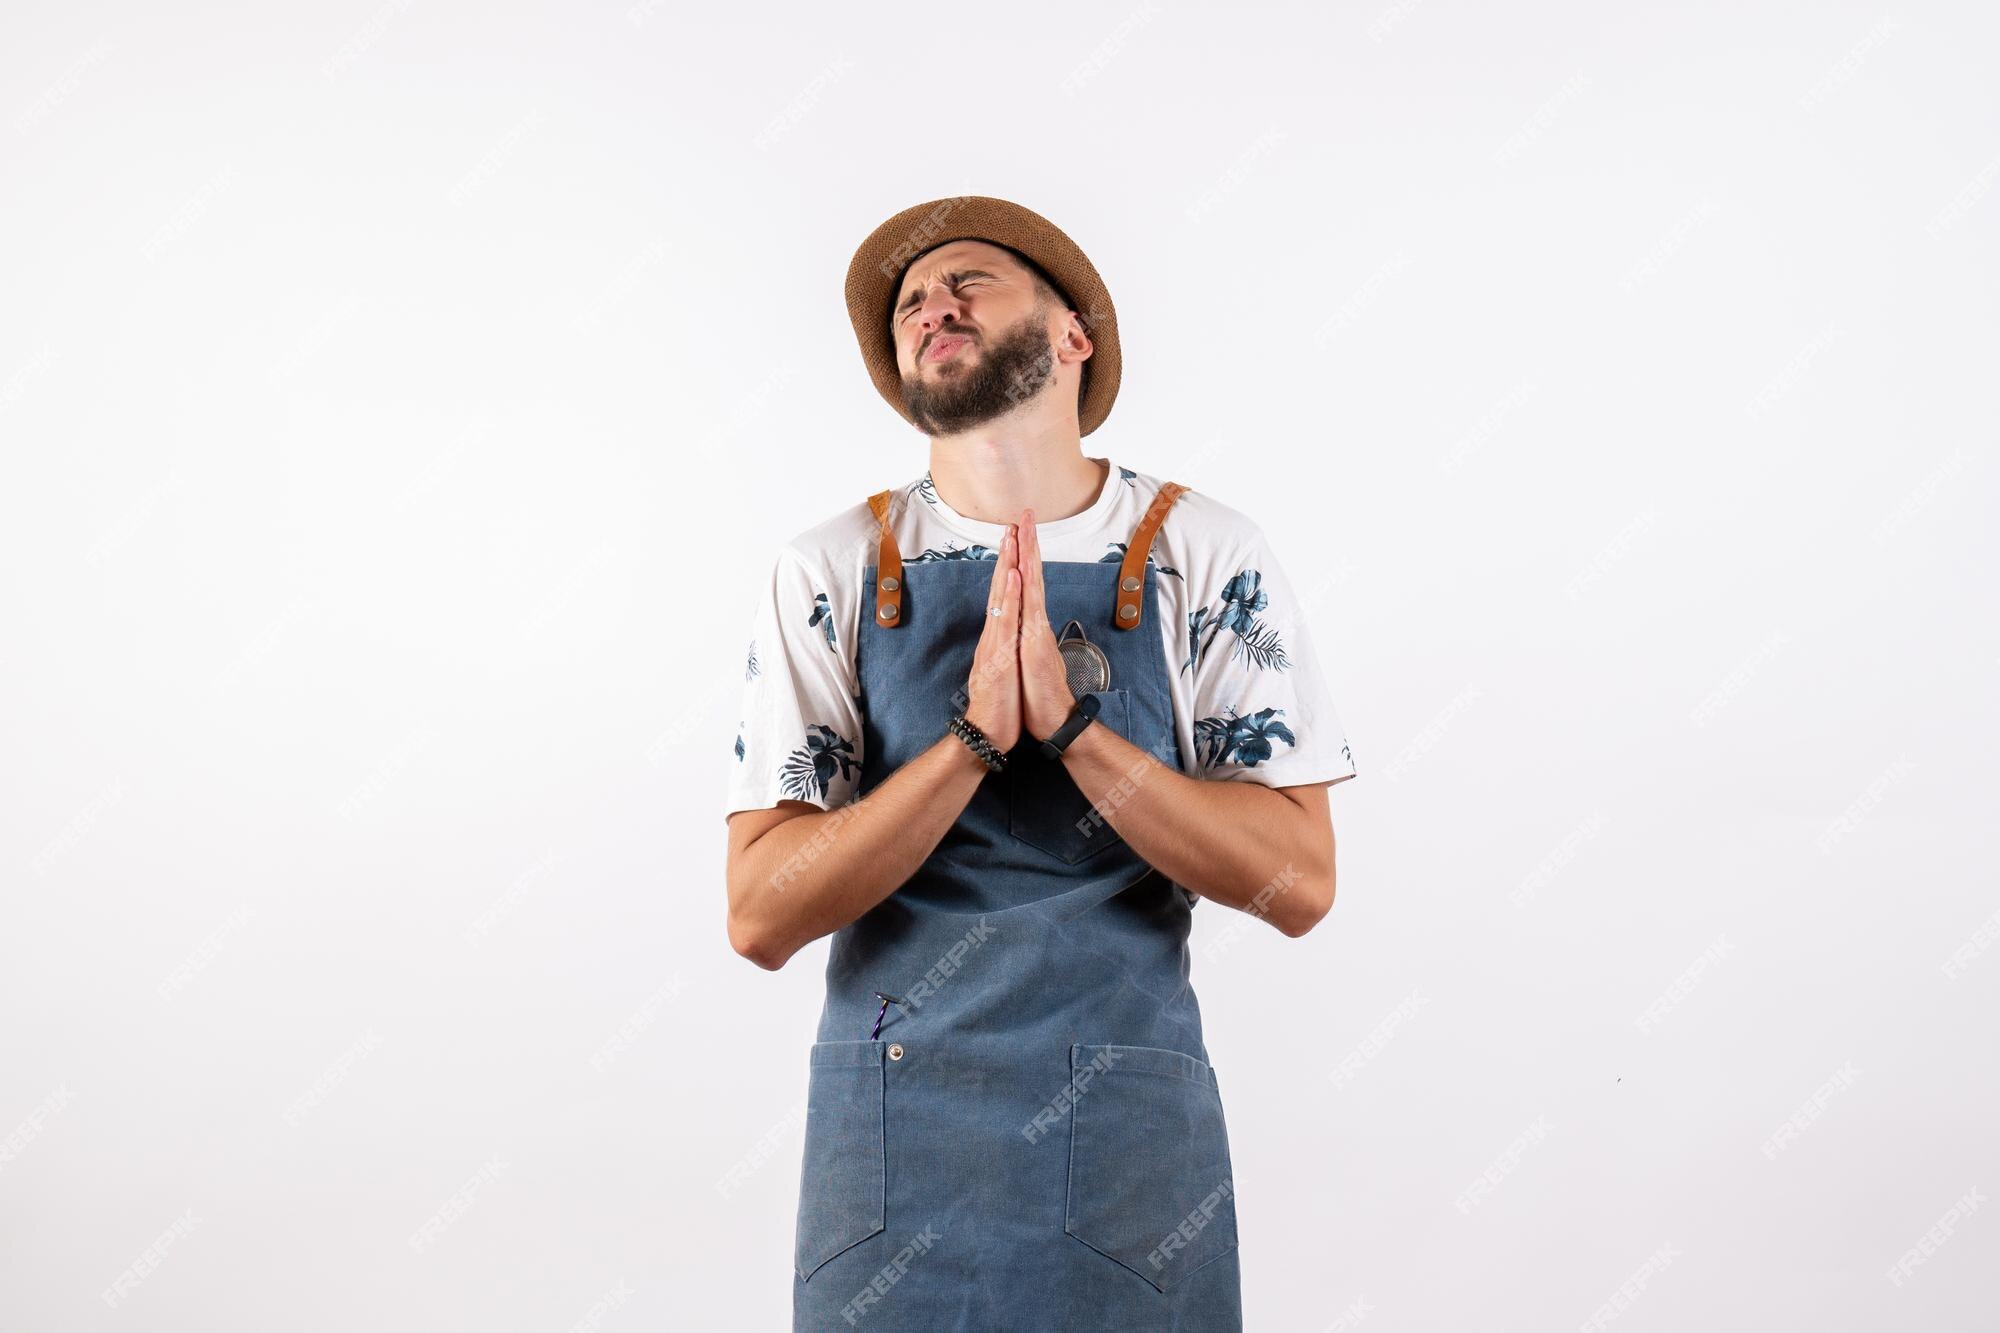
top-left (725, 456), bottom-right (1357, 817)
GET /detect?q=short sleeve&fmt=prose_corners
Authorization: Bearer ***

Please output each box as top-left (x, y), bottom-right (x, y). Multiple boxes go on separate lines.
top-left (1186, 523), bottom-right (1357, 788)
top-left (725, 544), bottom-right (865, 818)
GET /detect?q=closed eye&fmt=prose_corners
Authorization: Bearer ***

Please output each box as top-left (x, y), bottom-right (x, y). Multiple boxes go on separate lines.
top-left (900, 285), bottom-right (978, 322)
top-left (896, 270), bottom-right (997, 321)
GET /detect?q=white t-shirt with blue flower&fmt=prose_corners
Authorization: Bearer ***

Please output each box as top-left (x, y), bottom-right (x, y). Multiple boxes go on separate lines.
top-left (725, 456), bottom-right (1357, 817)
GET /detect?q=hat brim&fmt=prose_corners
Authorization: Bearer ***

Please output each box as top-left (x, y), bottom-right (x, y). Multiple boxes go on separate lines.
top-left (844, 195), bottom-right (1121, 437)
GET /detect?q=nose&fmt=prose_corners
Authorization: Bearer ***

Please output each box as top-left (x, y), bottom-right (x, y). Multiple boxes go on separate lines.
top-left (914, 289), bottom-right (968, 342)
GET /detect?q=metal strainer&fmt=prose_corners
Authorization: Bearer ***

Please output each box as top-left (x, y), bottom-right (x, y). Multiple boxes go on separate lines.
top-left (1055, 619), bottom-right (1110, 699)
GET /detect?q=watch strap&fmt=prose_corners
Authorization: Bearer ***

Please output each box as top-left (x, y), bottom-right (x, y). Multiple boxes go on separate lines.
top-left (1039, 692), bottom-right (1101, 759)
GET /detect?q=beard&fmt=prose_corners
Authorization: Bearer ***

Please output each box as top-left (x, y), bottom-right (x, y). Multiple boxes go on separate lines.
top-left (900, 311), bottom-right (1061, 436)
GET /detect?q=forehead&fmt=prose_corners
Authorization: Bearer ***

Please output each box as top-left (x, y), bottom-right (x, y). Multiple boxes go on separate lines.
top-left (894, 239), bottom-right (1025, 299)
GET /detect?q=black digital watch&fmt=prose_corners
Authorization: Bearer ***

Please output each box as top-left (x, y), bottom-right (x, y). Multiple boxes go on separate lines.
top-left (1038, 692), bottom-right (1101, 760)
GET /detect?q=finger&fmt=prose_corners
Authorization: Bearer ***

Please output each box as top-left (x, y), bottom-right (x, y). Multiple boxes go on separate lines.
top-left (986, 523), bottom-right (1014, 596)
top-left (983, 565), bottom-right (1022, 696)
top-left (981, 525), bottom-right (1016, 638)
top-left (1027, 516), bottom-right (1056, 642)
top-left (1019, 508), bottom-right (1045, 625)
top-left (975, 527), bottom-right (1019, 680)
top-left (1001, 544), bottom-right (1021, 636)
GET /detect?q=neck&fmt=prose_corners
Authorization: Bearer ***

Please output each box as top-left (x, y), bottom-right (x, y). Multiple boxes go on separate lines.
top-left (928, 435), bottom-right (1106, 527)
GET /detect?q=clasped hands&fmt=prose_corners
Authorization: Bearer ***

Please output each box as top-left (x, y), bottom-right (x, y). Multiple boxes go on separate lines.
top-left (959, 509), bottom-right (1088, 754)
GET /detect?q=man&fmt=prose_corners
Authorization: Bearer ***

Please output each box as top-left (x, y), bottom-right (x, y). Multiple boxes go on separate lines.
top-left (724, 195), bottom-right (1357, 1331)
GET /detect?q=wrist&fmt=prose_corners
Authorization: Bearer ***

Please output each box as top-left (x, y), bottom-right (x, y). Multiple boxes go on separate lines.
top-left (1057, 716), bottom-right (1115, 765)
top-left (946, 712), bottom-right (1007, 774)
top-left (1037, 692), bottom-right (1102, 760)
top-left (1028, 701), bottom-right (1077, 744)
top-left (943, 731), bottom-right (991, 774)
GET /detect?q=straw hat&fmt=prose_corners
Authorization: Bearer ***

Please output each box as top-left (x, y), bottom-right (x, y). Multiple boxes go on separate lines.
top-left (843, 194), bottom-right (1122, 436)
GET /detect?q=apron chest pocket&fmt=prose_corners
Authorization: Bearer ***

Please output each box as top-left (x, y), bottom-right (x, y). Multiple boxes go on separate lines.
top-left (1006, 688), bottom-right (1134, 864)
top-left (1063, 1042), bottom-right (1238, 1291)
top-left (795, 1040), bottom-right (886, 1282)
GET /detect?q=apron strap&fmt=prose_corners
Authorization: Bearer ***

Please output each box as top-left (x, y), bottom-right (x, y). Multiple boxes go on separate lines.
top-left (866, 489), bottom-right (905, 628)
top-left (1112, 481), bottom-right (1190, 630)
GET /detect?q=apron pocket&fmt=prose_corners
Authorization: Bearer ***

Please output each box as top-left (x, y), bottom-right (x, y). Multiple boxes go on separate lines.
top-left (795, 1040), bottom-right (886, 1282)
top-left (1006, 688), bottom-right (1133, 864)
top-left (1063, 1042), bottom-right (1238, 1291)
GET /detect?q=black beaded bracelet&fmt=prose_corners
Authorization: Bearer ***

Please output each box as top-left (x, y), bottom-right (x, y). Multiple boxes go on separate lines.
top-left (947, 712), bottom-right (1007, 773)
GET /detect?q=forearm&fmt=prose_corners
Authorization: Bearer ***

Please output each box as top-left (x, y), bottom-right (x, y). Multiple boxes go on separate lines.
top-left (1056, 722), bottom-right (1333, 935)
top-left (728, 732), bottom-right (992, 968)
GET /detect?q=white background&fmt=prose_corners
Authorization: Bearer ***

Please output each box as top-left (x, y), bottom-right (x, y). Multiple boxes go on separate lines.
top-left (4, 1), bottom-right (1995, 1329)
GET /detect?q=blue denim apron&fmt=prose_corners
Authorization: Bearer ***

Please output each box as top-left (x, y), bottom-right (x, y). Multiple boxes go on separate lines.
top-left (792, 483), bottom-right (1242, 1331)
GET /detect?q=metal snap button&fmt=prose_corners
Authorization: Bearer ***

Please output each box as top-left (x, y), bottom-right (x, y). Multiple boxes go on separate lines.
top-left (1118, 604), bottom-right (1138, 620)
top-left (878, 603), bottom-right (898, 621)
top-left (881, 575), bottom-right (900, 591)
top-left (1120, 574), bottom-right (1140, 591)
top-left (887, 1043), bottom-right (904, 1061)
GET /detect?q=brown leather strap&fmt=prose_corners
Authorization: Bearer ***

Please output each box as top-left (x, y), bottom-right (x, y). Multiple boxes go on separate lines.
top-left (1113, 481), bottom-right (1190, 630)
top-left (867, 489), bottom-right (905, 628)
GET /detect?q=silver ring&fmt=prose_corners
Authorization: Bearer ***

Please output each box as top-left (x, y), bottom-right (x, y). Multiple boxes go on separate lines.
top-left (988, 604), bottom-right (1003, 616)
